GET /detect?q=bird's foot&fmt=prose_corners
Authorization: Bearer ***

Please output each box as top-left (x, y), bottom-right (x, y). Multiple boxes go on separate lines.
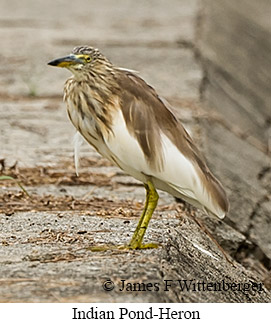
top-left (126, 242), bottom-right (159, 250)
top-left (88, 242), bottom-right (159, 252)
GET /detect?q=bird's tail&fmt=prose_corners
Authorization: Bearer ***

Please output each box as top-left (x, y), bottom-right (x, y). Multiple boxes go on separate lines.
top-left (199, 171), bottom-right (229, 219)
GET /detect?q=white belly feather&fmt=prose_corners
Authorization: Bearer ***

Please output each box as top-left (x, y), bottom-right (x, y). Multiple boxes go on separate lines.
top-left (105, 110), bottom-right (225, 218)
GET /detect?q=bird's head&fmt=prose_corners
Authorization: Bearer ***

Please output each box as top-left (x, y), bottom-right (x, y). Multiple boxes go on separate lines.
top-left (48, 46), bottom-right (113, 78)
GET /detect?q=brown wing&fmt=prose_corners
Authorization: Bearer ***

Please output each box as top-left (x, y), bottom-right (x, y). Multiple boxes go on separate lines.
top-left (115, 70), bottom-right (229, 215)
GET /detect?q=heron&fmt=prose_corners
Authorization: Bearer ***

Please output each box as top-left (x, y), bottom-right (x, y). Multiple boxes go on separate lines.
top-left (48, 46), bottom-right (229, 250)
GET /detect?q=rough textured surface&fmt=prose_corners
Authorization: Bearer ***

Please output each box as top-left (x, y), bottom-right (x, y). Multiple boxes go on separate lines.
top-left (197, 0), bottom-right (271, 147)
top-left (0, 0), bottom-right (271, 302)
top-left (196, 0), bottom-right (271, 286)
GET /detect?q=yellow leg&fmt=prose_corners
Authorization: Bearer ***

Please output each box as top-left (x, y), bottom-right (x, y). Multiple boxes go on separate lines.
top-left (128, 180), bottom-right (159, 249)
top-left (128, 183), bottom-right (150, 239)
top-left (88, 181), bottom-right (159, 252)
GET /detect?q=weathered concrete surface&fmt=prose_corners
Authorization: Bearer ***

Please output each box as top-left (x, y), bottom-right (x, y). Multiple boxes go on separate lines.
top-left (196, 0), bottom-right (271, 288)
top-left (197, 0), bottom-right (271, 147)
top-left (0, 0), bottom-right (271, 302)
top-left (1, 210), bottom-right (270, 303)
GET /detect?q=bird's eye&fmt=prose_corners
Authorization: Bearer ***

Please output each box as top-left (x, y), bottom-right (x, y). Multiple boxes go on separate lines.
top-left (85, 56), bottom-right (91, 62)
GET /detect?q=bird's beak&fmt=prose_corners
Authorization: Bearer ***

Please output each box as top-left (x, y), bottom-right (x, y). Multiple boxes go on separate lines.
top-left (48, 54), bottom-right (83, 68)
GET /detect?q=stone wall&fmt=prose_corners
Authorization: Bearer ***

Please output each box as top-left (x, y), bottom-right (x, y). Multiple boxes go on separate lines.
top-left (197, 0), bottom-right (271, 280)
top-left (198, 0), bottom-right (271, 150)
